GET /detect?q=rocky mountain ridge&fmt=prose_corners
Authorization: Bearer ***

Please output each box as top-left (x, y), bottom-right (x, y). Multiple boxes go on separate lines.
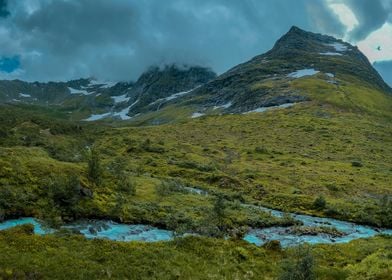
top-left (0, 26), bottom-right (390, 123)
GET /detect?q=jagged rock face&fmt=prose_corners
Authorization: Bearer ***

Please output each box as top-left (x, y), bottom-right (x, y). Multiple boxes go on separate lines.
top-left (123, 65), bottom-right (217, 115)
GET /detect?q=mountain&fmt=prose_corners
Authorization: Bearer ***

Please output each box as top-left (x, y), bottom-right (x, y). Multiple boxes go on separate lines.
top-left (145, 26), bottom-right (390, 121)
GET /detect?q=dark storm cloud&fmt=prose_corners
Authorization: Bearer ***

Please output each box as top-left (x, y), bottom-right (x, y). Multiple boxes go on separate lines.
top-left (0, 56), bottom-right (20, 72)
top-left (3, 0), bottom-right (346, 81)
top-left (374, 60), bottom-right (392, 86)
top-left (0, 0), bottom-right (389, 82)
top-left (0, 0), bottom-right (9, 17)
top-left (345, 0), bottom-right (392, 41)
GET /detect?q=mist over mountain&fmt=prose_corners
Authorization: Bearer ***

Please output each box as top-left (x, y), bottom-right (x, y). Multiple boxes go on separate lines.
top-left (0, 0), bottom-right (391, 82)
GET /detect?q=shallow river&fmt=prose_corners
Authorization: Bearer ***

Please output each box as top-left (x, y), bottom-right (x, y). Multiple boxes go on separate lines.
top-left (1, 205), bottom-right (391, 247)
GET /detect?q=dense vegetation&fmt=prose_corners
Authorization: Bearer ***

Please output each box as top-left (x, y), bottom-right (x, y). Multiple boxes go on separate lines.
top-left (0, 67), bottom-right (391, 278)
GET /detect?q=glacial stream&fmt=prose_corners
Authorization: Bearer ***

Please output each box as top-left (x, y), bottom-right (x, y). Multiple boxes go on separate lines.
top-left (1, 188), bottom-right (391, 247)
top-left (243, 205), bottom-right (392, 247)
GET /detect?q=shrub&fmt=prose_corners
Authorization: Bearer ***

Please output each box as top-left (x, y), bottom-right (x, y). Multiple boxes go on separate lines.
top-left (279, 245), bottom-right (315, 280)
top-left (254, 146), bottom-right (269, 154)
top-left (155, 179), bottom-right (185, 197)
top-left (177, 160), bottom-right (214, 172)
top-left (140, 138), bottom-right (165, 153)
top-left (227, 226), bottom-right (249, 241)
top-left (108, 157), bottom-right (128, 176)
top-left (351, 161), bottom-right (363, 167)
top-left (263, 240), bottom-right (282, 251)
top-left (312, 195), bottom-right (326, 210)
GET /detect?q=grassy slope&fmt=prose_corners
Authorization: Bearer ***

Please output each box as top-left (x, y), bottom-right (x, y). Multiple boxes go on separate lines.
top-left (1, 76), bottom-right (392, 227)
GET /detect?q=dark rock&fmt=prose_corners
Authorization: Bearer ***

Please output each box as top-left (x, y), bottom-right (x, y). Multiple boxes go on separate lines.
top-left (80, 187), bottom-right (93, 198)
top-left (88, 226), bottom-right (98, 235)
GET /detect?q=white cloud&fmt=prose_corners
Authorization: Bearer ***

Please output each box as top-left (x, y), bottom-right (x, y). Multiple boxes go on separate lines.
top-left (328, 2), bottom-right (359, 32)
top-left (357, 23), bottom-right (392, 62)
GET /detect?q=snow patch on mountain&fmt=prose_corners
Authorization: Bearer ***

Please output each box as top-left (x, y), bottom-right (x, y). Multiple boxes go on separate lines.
top-left (191, 112), bottom-right (205, 118)
top-left (325, 42), bottom-right (348, 52)
top-left (88, 80), bottom-right (116, 89)
top-left (287, 69), bottom-right (319, 78)
top-left (113, 106), bottom-right (132, 120)
top-left (152, 86), bottom-right (199, 105)
top-left (244, 103), bottom-right (296, 114)
top-left (68, 87), bottom-right (91, 95)
top-left (83, 112), bottom-right (111, 121)
top-left (213, 102), bottom-right (232, 110)
top-left (19, 93), bottom-right (31, 98)
top-left (320, 52), bottom-right (343, 56)
top-left (111, 94), bottom-right (130, 104)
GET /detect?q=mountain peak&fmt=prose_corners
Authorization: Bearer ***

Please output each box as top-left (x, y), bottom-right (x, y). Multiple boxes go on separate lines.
top-left (287, 25), bottom-right (306, 34)
top-left (170, 27), bottom-right (391, 118)
top-left (259, 27), bottom-right (390, 93)
top-left (137, 64), bottom-right (216, 84)
top-left (270, 26), bottom-right (341, 57)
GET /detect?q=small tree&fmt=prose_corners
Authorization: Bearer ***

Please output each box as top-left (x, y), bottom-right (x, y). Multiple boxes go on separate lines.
top-left (87, 147), bottom-right (101, 185)
top-left (48, 175), bottom-right (81, 209)
top-left (47, 175), bottom-right (81, 223)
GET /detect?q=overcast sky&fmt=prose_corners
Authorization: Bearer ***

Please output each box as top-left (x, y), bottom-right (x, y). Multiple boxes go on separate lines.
top-left (0, 0), bottom-right (391, 85)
